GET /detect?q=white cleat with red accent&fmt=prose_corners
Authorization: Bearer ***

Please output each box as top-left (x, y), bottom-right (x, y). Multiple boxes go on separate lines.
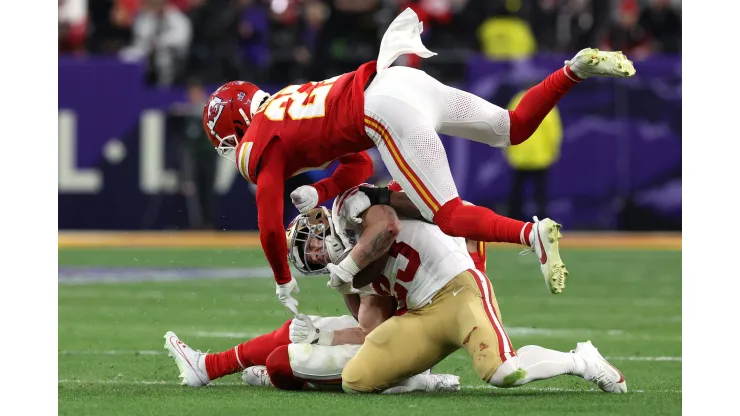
top-left (565, 48), bottom-right (637, 79)
top-left (163, 331), bottom-right (211, 387)
top-left (574, 341), bottom-right (627, 393)
top-left (242, 366), bottom-right (273, 387)
top-left (527, 216), bottom-right (568, 294)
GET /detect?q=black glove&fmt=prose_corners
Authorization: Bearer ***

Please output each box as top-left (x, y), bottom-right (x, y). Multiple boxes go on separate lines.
top-left (359, 185), bottom-right (391, 206)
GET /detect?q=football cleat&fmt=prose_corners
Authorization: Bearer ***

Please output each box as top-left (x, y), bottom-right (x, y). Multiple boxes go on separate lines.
top-left (163, 331), bottom-right (210, 387)
top-left (565, 48), bottom-right (636, 79)
top-left (426, 374), bottom-right (461, 392)
top-left (242, 366), bottom-right (273, 387)
top-left (522, 216), bottom-right (568, 294)
top-left (573, 341), bottom-right (627, 393)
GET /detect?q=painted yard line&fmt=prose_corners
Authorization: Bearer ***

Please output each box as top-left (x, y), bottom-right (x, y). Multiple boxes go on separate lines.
top-left (57, 350), bottom-right (681, 362)
top-left (56, 379), bottom-right (680, 394)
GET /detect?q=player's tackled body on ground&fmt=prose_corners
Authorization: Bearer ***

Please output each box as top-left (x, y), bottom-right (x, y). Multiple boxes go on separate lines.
top-left (163, 291), bottom-right (459, 393)
top-left (200, 7), bottom-right (637, 317)
top-left (293, 185), bottom-right (628, 394)
top-left (161, 186), bottom-right (488, 392)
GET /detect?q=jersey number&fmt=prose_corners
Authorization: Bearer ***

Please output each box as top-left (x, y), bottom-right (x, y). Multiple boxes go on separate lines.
top-left (372, 241), bottom-right (420, 309)
top-left (261, 75), bottom-right (340, 121)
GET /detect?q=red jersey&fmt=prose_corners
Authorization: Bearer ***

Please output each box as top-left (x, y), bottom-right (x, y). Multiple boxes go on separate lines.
top-left (235, 61), bottom-right (377, 187)
top-left (237, 61), bottom-right (378, 284)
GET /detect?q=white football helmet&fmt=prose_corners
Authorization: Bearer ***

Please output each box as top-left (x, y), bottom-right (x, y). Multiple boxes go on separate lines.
top-left (286, 207), bottom-right (348, 275)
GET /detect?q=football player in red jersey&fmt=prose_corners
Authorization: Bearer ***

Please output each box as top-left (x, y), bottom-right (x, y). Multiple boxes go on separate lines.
top-left (202, 8), bottom-right (636, 316)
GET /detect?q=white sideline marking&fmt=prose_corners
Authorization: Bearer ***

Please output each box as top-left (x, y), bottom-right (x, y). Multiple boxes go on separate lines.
top-left (57, 350), bottom-right (681, 362)
top-left (56, 379), bottom-right (681, 393)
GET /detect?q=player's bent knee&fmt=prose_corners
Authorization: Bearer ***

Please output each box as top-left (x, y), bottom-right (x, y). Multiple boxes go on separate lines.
top-left (340, 358), bottom-right (377, 393)
top-left (433, 198), bottom-right (463, 234)
top-left (265, 345), bottom-right (305, 390)
top-left (487, 357), bottom-right (525, 388)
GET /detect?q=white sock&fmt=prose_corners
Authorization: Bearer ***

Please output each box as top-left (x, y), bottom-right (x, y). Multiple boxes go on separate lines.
top-left (521, 224), bottom-right (535, 247)
top-left (198, 355), bottom-right (209, 375)
top-left (489, 345), bottom-right (585, 387)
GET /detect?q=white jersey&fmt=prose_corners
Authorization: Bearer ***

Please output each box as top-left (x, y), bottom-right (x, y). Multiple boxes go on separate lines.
top-left (332, 185), bottom-right (475, 310)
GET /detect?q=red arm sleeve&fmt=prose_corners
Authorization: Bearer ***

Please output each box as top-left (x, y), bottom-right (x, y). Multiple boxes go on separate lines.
top-left (312, 151), bottom-right (374, 203)
top-left (255, 141), bottom-right (292, 285)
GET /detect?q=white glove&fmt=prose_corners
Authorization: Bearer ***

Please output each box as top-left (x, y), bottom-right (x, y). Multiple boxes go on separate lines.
top-left (275, 277), bottom-right (300, 316)
top-left (327, 279), bottom-right (363, 295)
top-left (340, 190), bottom-right (371, 225)
top-left (290, 186), bottom-right (319, 214)
top-left (327, 262), bottom-right (356, 288)
top-left (289, 314), bottom-right (334, 345)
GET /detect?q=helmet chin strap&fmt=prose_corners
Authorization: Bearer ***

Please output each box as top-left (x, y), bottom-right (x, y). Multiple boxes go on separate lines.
top-left (238, 108), bottom-right (251, 127)
top-left (324, 234), bottom-right (348, 264)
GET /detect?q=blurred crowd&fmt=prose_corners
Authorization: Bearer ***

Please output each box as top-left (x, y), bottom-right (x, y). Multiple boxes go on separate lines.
top-left (58, 0), bottom-right (681, 229)
top-left (60, 0), bottom-right (682, 87)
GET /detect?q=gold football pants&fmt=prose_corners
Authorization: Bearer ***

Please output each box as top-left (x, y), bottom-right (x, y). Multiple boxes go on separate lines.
top-left (342, 269), bottom-right (516, 392)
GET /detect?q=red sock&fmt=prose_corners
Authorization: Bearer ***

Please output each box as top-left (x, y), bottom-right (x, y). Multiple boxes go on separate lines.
top-left (509, 66), bottom-right (582, 145)
top-left (204, 319), bottom-right (292, 380)
top-left (434, 198), bottom-right (533, 246)
top-left (266, 345), bottom-right (307, 390)
top-left (469, 241), bottom-right (488, 274)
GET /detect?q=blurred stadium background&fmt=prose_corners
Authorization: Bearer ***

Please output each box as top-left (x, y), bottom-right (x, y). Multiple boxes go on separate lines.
top-left (58, 1), bottom-right (681, 413)
top-left (58, 0), bottom-right (682, 236)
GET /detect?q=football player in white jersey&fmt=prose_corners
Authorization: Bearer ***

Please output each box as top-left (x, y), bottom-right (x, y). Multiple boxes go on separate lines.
top-left (162, 199), bottom-right (459, 393)
top-left (163, 307), bottom-right (459, 393)
top-left (287, 184), bottom-right (628, 394)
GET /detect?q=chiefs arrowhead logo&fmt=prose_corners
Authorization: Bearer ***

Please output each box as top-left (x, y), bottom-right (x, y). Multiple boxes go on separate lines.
top-left (206, 97), bottom-right (225, 133)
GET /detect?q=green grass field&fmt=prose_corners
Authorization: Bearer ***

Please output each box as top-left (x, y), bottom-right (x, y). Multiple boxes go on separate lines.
top-left (59, 246), bottom-right (681, 415)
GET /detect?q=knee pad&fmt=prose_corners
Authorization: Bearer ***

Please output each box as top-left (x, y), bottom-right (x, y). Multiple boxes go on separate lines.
top-left (488, 357), bottom-right (526, 388)
top-left (265, 345), bottom-right (305, 391)
top-left (340, 358), bottom-right (376, 393)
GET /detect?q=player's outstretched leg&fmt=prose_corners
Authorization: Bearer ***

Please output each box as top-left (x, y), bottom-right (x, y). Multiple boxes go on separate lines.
top-left (435, 49), bottom-right (635, 147)
top-left (364, 104), bottom-right (566, 292)
top-left (489, 342), bottom-right (627, 393)
top-left (163, 331), bottom-right (211, 386)
top-left (163, 319), bottom-right (292, 386)
top-left (434, 199), bottom-right (567, 294)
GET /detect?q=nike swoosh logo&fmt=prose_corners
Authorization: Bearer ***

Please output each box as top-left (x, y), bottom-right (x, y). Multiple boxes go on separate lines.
top-left (453, 286), bottom-right (466, 297)
top-left (169, 337), bottom-right (208, 384)
top-left (537, 231), bottom-right (547, 265)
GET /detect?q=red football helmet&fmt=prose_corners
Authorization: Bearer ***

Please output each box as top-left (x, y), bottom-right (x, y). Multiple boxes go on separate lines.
top-left (202, 81), bottom-right (271, 161)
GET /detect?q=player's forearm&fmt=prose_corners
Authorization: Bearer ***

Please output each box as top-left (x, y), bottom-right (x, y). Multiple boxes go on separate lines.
top-left (330, 327), bottom-right (366, 345)
top-left (255, 156), bottom-right (291, 284)
top-left (260, 228), bottom-right (292, 284)
top-left (358, 294), bottom-right (395, 333)
top-left (313, 151), bottom-right (373, 203)
top-left (350, 208), bottom-right (400, 269)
